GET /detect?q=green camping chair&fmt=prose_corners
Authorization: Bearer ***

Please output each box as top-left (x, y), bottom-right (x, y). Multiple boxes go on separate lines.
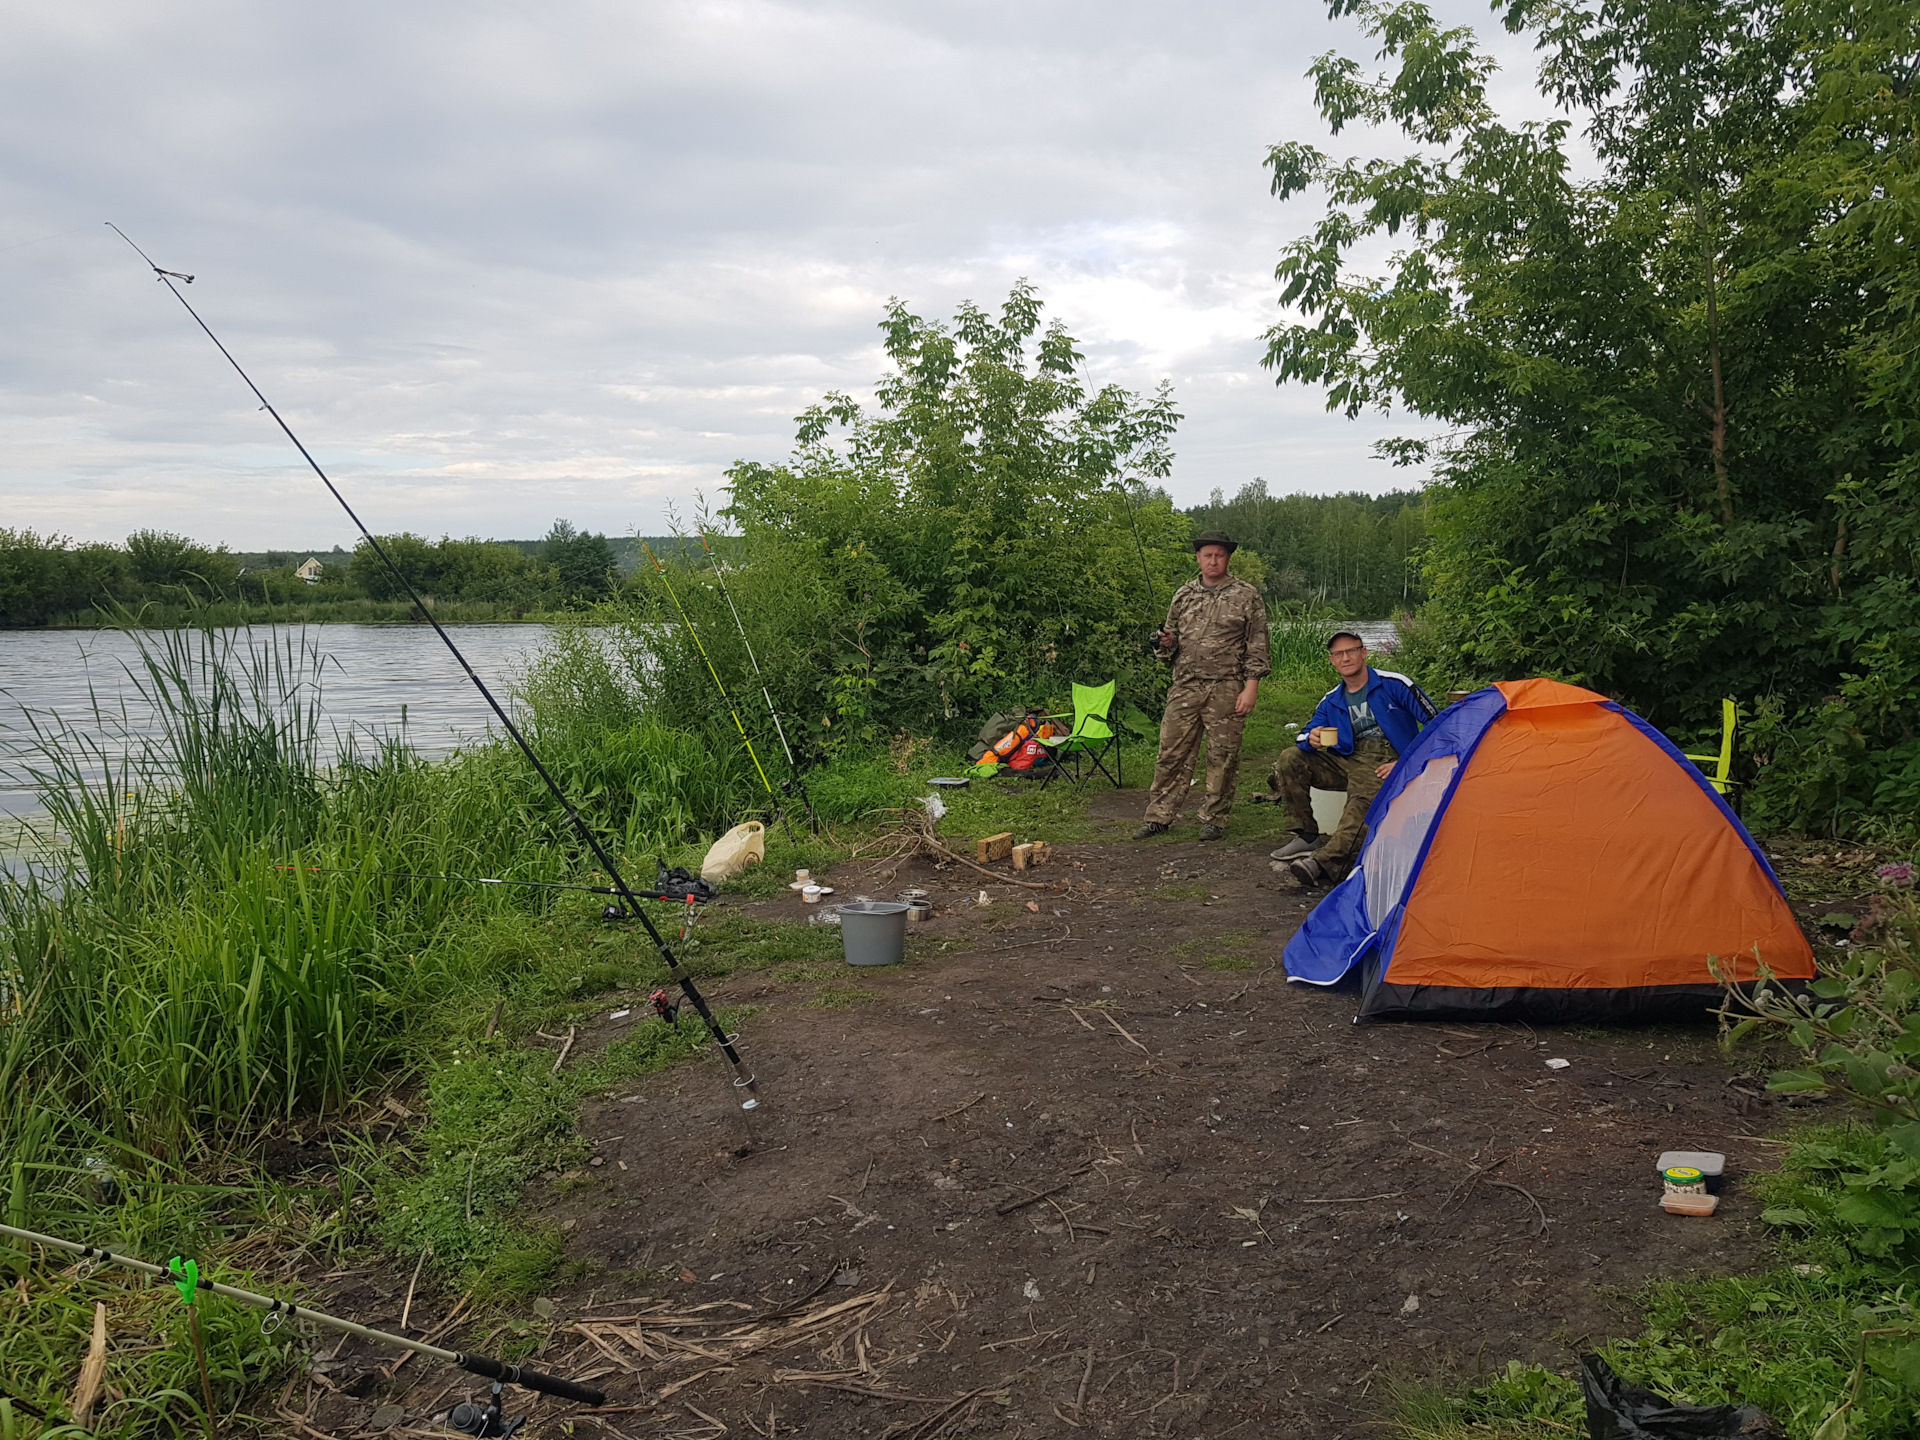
top-left (1684, 699), bottom-right (1737, 796)
top-left (1038, 680), bottom-right (1121, 790)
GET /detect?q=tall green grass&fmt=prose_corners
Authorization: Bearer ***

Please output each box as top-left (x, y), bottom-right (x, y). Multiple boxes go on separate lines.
top-left (0, 625), bottom-right (760, 1182)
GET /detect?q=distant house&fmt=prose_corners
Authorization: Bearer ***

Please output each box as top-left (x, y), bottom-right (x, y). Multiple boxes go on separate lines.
top-left (295, 557), bottom-right (325, 583)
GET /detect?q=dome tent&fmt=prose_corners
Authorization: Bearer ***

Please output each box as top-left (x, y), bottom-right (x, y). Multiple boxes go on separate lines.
top-left (1283, 679), bottom-right (1815, 1021)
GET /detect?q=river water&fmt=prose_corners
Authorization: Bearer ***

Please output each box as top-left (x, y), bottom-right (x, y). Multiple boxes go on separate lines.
top-left (1, 618), bottom-right (1402, 835)
top-left (0, 624), bottom-right (548, 828)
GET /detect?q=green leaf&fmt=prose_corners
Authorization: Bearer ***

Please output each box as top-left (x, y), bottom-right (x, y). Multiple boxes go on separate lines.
top-left (1760, 1206), bottom-right (1816, 1227)
top-left (1769, 1069), bottom-right (1831, 1093)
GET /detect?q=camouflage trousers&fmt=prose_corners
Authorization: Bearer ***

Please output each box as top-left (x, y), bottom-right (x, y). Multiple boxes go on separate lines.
top-left (1268, 738), bottom-right (1398, 874)
top-left (1142, 678), bottom-right (1247, 826)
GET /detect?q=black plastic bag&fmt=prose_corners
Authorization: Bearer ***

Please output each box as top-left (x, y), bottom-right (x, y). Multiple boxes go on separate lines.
top-left (1579, 1355), bottom-right (1785, 1439)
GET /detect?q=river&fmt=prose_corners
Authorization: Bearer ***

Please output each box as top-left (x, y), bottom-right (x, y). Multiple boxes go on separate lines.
top-left (0, 624), bottom-right (548, 829)
top-left (1, 617), bottom-right (1402, 837)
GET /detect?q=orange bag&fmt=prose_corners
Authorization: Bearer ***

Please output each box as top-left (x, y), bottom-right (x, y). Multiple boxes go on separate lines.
top-left (988, 715), bottom-right (1038, 760)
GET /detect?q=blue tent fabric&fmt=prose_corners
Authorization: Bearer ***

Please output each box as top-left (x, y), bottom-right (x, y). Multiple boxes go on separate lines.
top-left (1282, 686), bottom-right (1506, 986)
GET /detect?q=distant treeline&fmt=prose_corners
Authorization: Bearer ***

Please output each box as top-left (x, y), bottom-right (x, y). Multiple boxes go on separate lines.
top-left (1182, 480), bottom-right (1426, 617)
top-left (0, 522), bottom-right (678, 627)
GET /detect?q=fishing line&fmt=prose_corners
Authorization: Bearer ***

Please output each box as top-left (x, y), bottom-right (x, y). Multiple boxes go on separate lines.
top-left (1114, 478), bottom-right (1167, 611)
top-left (695, 527), bottom-right (813, 825)
top-left (272, 864), bottom-right (715, 909)
top-left (1113, 477), bottom-right (1173, 656)
top-left (641, 541), bottom-right (793, 844)
top-left (0, 1222), bottom-right (606, 1420)
top-left (108, 223), bottom-right (757, 1111)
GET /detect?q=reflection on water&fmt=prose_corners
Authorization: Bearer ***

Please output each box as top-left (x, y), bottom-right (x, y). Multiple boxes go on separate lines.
top-left (0, 624), bottom-right (550, 828)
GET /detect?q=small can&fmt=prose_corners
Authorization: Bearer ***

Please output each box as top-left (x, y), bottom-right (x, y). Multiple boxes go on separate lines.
top-left (802, 884), bottom-right (823, 905)
top-left (906, 900), bottom-right (932, 924)
top-left (1662, 1165), bottom-right (1707, 1196)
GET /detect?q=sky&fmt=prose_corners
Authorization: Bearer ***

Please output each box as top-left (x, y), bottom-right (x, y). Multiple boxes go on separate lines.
top-left (0, 0), bottom-right (1559, 550)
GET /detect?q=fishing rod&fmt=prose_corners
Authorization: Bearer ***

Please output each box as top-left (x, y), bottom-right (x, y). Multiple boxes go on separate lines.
top-left (1113, 478), bottom-right (1172, 656)
top-left (640, 541), bottom-right (793, 844)
top-left (694, 528), bottom-right (813, 827)
top-left (0, 1222), bottom-right (604, 1432)
top-left (109, 224), bottom-right (757, 1112)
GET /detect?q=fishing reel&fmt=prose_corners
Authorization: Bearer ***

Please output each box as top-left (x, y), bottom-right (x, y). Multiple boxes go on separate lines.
top-left (449, 1382), bottom-right (525, 1438)
top-left (649, 988), bottom-right (681, 1025)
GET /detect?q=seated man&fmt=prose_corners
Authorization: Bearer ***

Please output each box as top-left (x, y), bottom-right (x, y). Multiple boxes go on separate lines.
top-left (1269, 631), bottom-right (1436, 887)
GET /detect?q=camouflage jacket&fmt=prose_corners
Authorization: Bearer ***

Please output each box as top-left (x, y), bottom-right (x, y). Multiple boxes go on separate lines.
top-left (1160, 576), bottom-right (1271, 685)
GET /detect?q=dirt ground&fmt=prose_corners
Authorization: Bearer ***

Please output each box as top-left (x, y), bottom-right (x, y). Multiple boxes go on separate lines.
top-left (296, 789), bottom-right (1833, 1440)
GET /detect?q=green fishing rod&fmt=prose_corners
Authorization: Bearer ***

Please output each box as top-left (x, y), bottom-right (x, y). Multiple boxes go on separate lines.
top-left (695, 528), bottom-right (814, 828)
top-left (0, 1222), bottom-right (605, 1426)
top-left (1114, 477), bottom-right (1173, 657)
top-left (641, 541), bottom-right (793, 844)
top-left (109, 224), bottom-right (757, 1113)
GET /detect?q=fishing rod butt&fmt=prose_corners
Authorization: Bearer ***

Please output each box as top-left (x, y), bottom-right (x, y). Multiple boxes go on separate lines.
top-left (456, 1354), bottom-right (605, 1407)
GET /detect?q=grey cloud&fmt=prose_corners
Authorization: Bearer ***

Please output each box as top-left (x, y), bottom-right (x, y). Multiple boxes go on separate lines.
top-left (2, 0), bottom-right (1541, 546)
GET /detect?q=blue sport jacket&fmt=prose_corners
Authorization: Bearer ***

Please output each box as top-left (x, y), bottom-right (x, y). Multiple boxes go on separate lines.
top-left (1297, 668), bottom-right (1438, 758)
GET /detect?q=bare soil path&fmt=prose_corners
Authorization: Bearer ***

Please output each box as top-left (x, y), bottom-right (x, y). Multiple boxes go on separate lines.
top-left (449, 822), bottom-right (1787, 1440)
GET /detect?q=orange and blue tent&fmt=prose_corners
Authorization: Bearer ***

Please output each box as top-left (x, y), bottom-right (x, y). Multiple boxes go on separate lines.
top-left (1283, 678), bottom-right (1815, 1021)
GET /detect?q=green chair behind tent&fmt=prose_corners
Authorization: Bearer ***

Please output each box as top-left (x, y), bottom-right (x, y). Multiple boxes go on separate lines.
top-left (1039, 680), bottom-right (1121, 790)
top-left (1684, 699), bottom-right (1737, 795)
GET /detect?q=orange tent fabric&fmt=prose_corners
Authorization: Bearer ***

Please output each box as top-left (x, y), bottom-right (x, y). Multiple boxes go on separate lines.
top-left (1387, 682), bottom-right (1813, 990)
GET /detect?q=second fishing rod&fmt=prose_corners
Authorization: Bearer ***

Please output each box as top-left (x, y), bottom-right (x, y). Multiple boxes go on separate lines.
top-left (641, 541), bottom-right (794, 844)
top-left (695, 527), bottom-right (815, 828)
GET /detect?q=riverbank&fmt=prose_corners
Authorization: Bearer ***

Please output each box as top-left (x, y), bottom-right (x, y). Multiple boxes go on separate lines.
top-left (4, 628), bottom-right (1911, 1438)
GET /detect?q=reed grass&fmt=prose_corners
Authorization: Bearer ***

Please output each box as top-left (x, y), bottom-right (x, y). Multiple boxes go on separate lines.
top-left (0, 624), bottom-right (760, 1180)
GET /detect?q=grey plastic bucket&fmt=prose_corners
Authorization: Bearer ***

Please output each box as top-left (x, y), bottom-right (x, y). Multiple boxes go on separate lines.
top-left (840, 901), bottom-right (909, 966)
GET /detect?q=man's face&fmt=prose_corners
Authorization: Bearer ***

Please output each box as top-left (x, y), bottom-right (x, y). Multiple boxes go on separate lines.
top-left (1196, 545), bottom-right (1231, 583)
top-left (1329, 637), bottom-right (1368, 682)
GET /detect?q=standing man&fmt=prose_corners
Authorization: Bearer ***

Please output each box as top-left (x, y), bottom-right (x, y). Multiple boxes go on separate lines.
top-left (1133, 531), bottom-right (1270, 842)
top-left (1268, 631), bottom-right (1436, 885)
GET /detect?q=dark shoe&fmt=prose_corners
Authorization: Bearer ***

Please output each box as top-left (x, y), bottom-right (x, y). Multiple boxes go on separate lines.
top-left (1288, 854), bottom-right (1327, 887)
top-left (1132, 821), bottom-right (1169, 840)
top-left (1197, 824), bottom-right (1225, 842)
top-left (1269, 832), bottom-right (1320, 861)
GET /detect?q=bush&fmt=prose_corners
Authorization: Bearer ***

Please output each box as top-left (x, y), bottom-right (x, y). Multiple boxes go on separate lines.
top-left (593, 284), bottom-right (1194, 756)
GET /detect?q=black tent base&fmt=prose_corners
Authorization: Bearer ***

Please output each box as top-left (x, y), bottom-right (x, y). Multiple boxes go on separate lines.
top-left (1358, 974), bottom-right (1740, 1025)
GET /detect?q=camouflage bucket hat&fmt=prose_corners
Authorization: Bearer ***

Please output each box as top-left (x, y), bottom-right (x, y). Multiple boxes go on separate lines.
top-left (1192, 530), bottom-right (1238, 554)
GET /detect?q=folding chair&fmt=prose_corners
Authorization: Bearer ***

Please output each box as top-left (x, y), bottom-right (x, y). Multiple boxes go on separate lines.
top-left (1683, 699), bottom-right (1737, 795)
top-left (1038, 680), bottom-right (1122, 790)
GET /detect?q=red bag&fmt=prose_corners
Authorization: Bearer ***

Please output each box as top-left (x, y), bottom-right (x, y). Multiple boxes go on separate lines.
top-left (1007, 736), bottom-right (1048, 772)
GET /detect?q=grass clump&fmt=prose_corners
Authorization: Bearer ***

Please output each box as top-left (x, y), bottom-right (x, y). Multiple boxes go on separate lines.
top-left (372, 1010), bottom-right (733, 1299)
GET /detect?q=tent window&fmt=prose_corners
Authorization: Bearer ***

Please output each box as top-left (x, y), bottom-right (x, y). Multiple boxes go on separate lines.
top-left (1365, 754), bottom-right (1459, 932)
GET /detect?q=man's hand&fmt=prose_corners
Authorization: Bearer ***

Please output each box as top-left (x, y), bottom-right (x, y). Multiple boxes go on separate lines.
top-left (1235, 679), bottom-right (1259, 718)
top-left (1374, 760), bottom-right (1396, 780)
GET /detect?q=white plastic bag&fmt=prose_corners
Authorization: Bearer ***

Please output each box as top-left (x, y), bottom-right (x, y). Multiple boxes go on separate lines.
top-left (701, 820), bottom-right (767, 883)
top-left (921, 793), bottom-right (948, 822)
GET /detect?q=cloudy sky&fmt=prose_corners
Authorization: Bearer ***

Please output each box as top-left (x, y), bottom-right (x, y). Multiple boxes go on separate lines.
top-left (1, 0), bottom-right (1548, 550)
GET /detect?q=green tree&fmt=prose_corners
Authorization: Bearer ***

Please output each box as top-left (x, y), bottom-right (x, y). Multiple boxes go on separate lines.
top-left (1185, 481), bottom-right (1428, 614)
top-left (541, 521), bottom-right (616, 603)
top-left (1265, 0), bottom-right (1919, 828)
top-left (126, 529), bottom-right (236, 596)
top-left (614, 283), bottom-right (1190, 749)
top-left (0, 531), bottom-right (131, 626)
